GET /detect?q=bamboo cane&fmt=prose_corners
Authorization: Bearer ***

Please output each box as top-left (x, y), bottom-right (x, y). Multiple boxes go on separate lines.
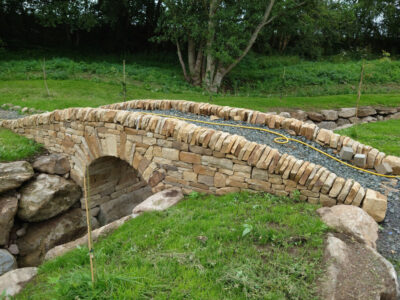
top-left (83, 165), bottom-right (95, 284)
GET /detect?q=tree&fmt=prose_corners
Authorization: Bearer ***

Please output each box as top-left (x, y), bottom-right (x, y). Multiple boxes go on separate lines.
top-left (157, 0), bottom-right (293, 92)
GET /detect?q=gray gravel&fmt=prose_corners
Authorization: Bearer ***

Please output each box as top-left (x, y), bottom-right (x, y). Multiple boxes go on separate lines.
top-left (0, 109), bottom-right (23, 120)
top-left (129, 108), bottom-right (400, 268)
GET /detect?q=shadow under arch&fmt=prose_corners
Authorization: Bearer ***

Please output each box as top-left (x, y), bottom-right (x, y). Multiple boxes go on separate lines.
top-left (85, 156), bottom-right (153, 226)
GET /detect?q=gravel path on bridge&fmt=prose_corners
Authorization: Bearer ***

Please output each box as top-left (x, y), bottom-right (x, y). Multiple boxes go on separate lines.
top-left (130, 108), bottom-right (400, 268)
top-left (0, 109), bottom-right (23, 120)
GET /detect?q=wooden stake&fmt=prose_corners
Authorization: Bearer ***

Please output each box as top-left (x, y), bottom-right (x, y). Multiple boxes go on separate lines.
top-left (355, 61), bottom-right (365, 119)
top-left (83, 165), bottom-right (95, 284)
top-left (41, 58), bottom-right (50, 97)
top-left (122, 59), bottom-right (127, 102)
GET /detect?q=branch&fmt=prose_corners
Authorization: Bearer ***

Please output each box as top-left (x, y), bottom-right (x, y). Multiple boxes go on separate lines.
top-left (176, 41), bottom-right (190, 82)
top-left (222, 0), bottom-right (275, 77)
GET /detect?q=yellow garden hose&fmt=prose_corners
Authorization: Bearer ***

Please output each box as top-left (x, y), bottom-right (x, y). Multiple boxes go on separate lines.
top-left (141, 111), bottom-right (399, 179)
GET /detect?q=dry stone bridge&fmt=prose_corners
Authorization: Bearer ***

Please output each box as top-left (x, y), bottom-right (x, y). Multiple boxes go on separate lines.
top-left (1, 99), bottom-right (397, 223)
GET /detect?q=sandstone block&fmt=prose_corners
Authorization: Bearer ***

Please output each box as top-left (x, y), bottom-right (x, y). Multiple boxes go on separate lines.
top-left (33, 154), bottom-right (70, 175)
top-left (339, 146), bottom-right (354, 161)
top-left (354, 153), bottom-right (366, 168)
top-left (338, 107), bottom-right (356, 118)
top-left (179, 151), bottom-right (201, 164)
top-left (357, 106), bottom-right (377, 117)
top-left (362, 189), bottom-right (387, 222)
top-left (321, 110), bottom-right (338, 121)
top-left (375, 162), bottom-right (393, 175)
top-left (0, 161), bottom-right (34, 193)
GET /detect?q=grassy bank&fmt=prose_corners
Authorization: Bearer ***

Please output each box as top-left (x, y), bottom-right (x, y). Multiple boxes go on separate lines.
top-left (335, 119), bottom-right (400, 156)
top-left (16, 192), bottom-right (328, 300)
top-left (0, 128), bottom-right (42, 162)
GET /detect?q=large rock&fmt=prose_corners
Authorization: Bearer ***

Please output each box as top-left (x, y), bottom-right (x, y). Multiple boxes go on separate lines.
top-left (0, 161), bottom-right (34, 193)
top-left (0, 193), bottom-right (18, 245)
top-left (17, 208), bottom-right (97, 266)
top-left (18, 174), bottom-right (81, 222)
top-left (33, 154), bottom-right (70, 175)
top-left (308, 112), bottom-right (325, 122)
top-left (317, 205), bottom-right (378, 248)
top-left (132, 187), bottom-right (184, 214)
top-left (98, 186), bottom-right (153, 225)
top-left (362, 189), bottom-right (387, 222)
top-left (321, 110), bottom-right (338, 121)
top-left (357, 106), bottom-right (377, 117)
top-left (0, 267), bottom-right (37, 297)
top-left (0, 249), bottom-right (17, 276)
top-left (319, 234), bottom-right (399, 300)
top-left (318, 121), bottom-right (337, 130)
top-left (338, 108), bottom-right (356, 118)
top-left (46, 215), bottom-right (134, 261)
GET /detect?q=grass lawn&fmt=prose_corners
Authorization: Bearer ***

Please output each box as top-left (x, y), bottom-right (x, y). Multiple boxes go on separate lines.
top-left (1, 80), bottom-right (400, 113)
top-left (16, 192), bottom-right (328, 300)
top-left (335, 119), bottom-right (400, 156)
top-left (0, 128), bottom-right (42, 162)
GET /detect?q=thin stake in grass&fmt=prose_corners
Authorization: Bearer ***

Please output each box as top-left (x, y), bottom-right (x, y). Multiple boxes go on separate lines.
top-left (354, 61), bottom-right (365, 138)
top-left (41, 57), bottom-right (50, 97)
top-left (83, 165), bottom-right (96, 284)
top-left (122, 59), bottom-right (127, 102)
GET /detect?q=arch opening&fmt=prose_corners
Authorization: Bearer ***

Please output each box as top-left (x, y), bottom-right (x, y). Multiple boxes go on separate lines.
top-left (85, 156), bottom-right (153, 226)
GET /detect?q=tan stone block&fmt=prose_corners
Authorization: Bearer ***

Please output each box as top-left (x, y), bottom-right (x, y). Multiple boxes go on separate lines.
top-left (227, 179), bottom-right (248, 188)
top-left (214, 132), bottom-right (230, 152)
top-left (308, 167), bottom-right (326, 190)
top-left (183, 171), bottom-right (197, 182)
top-left (316, 128), bottom-right (333, 145)
top-left (321, 173), bottom-right (337, 194)
top-left (252, 168), bottom-right (269, 180)
top-left (233, 164), bottom-right (251, 173)
top-left (344, 181), bottom-right (361, 205)
top-left (216, 187), bottom-right (240, 195)
top-left (362, 189), bottom-right (387, 222)
top-left (337, 179), bottom-right (354, 203)
top-left (298, 163), bottom-right (315, 186)
top-left (234, 171), bottom-right (251, 179)
top-left (329, 134), bottom-right (340, 149)
top-left (295, 162), bottom-right (310, 183)
top-left (255, 146), bottom-right (271, 169)
top-left (201, 156), bottom-right (233, 170)
top-left (329, 177), bottom-right (345, 198)
top-left (162, 148), bottom-right (179, 161)
top-left (301, 190), bottom-right (320, 197)
top-left (383, 155), bottom-right (400, 175)
top-left (374, 152), bottom-right (386, 167)
top-left (367, 149), bottom-right (379, 169)
top-left (275, 153), bottom-right (289, 174)
top-left (320, 194), bottom-right (336, 207)
top-left (247, 145), bottom-right (265, 166)
top-left (198, 175), bottom-right (214, 186)
top-left (193, 165), bottom-right (216, 176)
top-left (282, 157), bottom-right (297, 179)
top-left (311, 169), bottom-right (329, 193)
top-left (352, 186), bottom-right (365, 207)
top-left (179, 152), bottom-right (201, 164)
top-left (214, 172), bottom-right (227, 188)
top-left (275, 190), bottom-right (289, 197)
top-left (289, 160), bottom-right (303, 180)
top-left (269, 174), bottom-right (282, 184)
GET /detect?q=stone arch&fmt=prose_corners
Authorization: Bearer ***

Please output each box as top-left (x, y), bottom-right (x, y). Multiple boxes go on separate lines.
top-left (84, 156), bottom-right (153, 226)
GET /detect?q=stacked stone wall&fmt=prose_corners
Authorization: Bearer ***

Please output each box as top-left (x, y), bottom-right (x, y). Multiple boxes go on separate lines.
top-left (102, 100), bottom-right (400, 175)
top-left (0, 106), bottom-right (388, 221)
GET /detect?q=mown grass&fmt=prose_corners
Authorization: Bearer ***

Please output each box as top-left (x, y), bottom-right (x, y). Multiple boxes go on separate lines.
top-left (16, 192), bottom-right (328, 300)
top-left (0, 128), bottom-right (42, 162)
top-left (335, 119), bottom-right (400, 156)
top-left (1, 80), bottom-right (400, 113)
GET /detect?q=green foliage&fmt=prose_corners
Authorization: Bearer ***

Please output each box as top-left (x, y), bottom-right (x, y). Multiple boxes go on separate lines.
top-left (0, 129), bottom-right (43, 162)
top-left (16, 192), bottom-right (328, 299)
top-left (335, 119), bottom-right (400, 157)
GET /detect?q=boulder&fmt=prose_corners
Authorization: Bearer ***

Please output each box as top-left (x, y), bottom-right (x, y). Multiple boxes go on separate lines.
top-left (98, 186), bottom-right (153, 225)
top-left (17, 208), bottom-right (97, 267)
top-left (132, 187), bottom-right (184, 214)
top-left (319, 234), bottom-right (399, 300)
top-left (336, 118), bottom-right (350, 127)
top-left (308, 112), bottom-right (325, 122)
top-left (279, 112), bottom-right (291, 118)
top-left (18, 174), bottom-right (81, 222)
top-left (321, 110), bottom-right (338, 121)
top-left (385, 112), bottom-right (400, 120)
top-left (0, 249), bottom-right (17, 276)
top-left (318, 121), bottom-right (337, 130)
top-left (32, 154), bottom-right (70, 175)
top-left (357, 106), bottom-right (377, 117)
top-left (0, 161), bottom-right (34, 193)
top-left (45, 215), bottom-right (134, 261)
top-left (290, 110), bottom-right (307, 121)
top-left (0, 267), bottom-right (37, 297)
top-left (338, 108), bottom-right (356, 118)
top-left (317, 205), bottom-right (378, 248)
top-left (0, 193), bottom-right (18, 245)
top-left (376, 107), bottom-right (397, 115)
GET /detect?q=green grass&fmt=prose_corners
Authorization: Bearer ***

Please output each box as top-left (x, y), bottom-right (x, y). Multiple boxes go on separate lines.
top-left (16, 192), bottom-right (328, 300)
top-left (0, 128), bottom-right (42, 162)
top-left (335, 119), bottom-right (400, 156)
top-left (1, 80), bottom-right (400, 113)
